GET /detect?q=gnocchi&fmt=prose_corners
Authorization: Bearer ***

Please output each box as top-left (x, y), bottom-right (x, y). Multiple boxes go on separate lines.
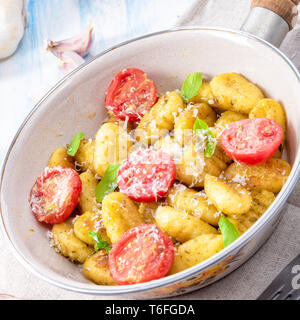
top-left (48, 147), bottom-right (74, 168)
top-left (204, 175), bottom-right (252, 215)
top-left (102, 192), bottom-right (144, 243)
top-left (167, 183), bottom-right (220, 226)
top-left (174, 102), bottom-right (216, 146)
top-left (83, 251), bottom-right (116, 285)
top-left (136, 91), bottom-right (184, 144)
top-left (210, 73), bottom-right (264, 113)
top-left (169, 234), bottom-right (224, 274)
top-left (155, 206), bottom-right (217, 243)
top-left (224, 159), bottom-right (291, 193)
top-left (74, 139), bottom-right (95, 172)
top-left (51, 218), bottom-right (93, 263)
top-left (93, 122), bottom-right (133, 177)
top-left (74, 211), bottom-right (110, 245)
top-left (249, 99), bottom-right (286, 132)
top-left (176, 142), bottom-right (227, 187)
top-left (33, 68), bottom-right (291, 286)
top-left (78, 171), bottom-right (100, 214)
top-left (228, 189), bottom-right (275, 234)
top-left (189, 81), bottom-right (215, 104)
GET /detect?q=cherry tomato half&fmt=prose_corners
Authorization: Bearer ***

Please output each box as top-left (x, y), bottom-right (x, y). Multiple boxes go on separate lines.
top-left (29, 166), bottom-right (82, 224)
top-left (117, 149), bottom-right (176, 202)
top-left (105, 68), bottom-right (158, 122)
top-left (221, 117), bottom-right (283, 165)
top-left (109, 224), bottom-right (174, 285)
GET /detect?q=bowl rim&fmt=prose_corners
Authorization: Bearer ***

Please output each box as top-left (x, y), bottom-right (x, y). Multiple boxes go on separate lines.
top-left (1, 26), bottom-right (300, 296)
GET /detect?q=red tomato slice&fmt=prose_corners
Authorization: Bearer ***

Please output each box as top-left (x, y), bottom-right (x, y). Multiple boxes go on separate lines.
top-left (117, 149), bottom-right (176, 202)
top-left (221, 117), bottom-right (283, 165)
top-left (109, 224), bottom-right (174, 284)
top-left (105, 68), bottom-right (158, 122)
top-left (29, 166), bottom-right (82, 224)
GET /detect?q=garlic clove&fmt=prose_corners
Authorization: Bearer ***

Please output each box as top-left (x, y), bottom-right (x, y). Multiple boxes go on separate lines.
top-left (56, 50), bottom-right (85, 74)
top-left (46, 25), bottom-right (93, 58)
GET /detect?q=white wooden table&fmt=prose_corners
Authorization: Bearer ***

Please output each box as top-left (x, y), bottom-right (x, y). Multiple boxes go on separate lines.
top-left (0, 0), bottom-right (190, 165)
top-left (1, 0), bottom-right (300, 300)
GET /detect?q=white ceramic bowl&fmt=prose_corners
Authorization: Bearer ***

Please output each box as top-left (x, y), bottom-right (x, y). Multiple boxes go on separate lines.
top-left (1, 27), bottom-right (300, 298)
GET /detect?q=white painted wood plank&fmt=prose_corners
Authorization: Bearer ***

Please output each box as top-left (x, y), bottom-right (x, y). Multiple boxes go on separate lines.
top-left (0, 0), bottom-right (194, 164)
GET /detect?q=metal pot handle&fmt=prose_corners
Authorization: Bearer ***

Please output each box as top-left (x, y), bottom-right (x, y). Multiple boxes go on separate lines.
top-left (241, 0), bottom-right (299, 47)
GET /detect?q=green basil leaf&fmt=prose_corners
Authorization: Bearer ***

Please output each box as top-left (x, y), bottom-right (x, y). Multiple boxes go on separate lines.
top-left (218, 214), bottom-right (240, 247)
top-left (88, 231), bottom-right (101, 244)
top-left (180, 72), bottom-right (203, 101)
top-left (96, 163), bottom-right (121, 203)
top-left (193, 118), bottom-right (209, 131)
top-left (67, 132), bottom-right (85, 156)
top-left (88, 231), bottom-right (111, 253)
top-left (193, 118), bottom-right (216, 158)
top-left (204, 132), bottom-right (217, 158)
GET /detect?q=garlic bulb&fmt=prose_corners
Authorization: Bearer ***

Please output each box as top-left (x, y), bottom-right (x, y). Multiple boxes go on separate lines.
top-left (0, 0), bottom-right (25, 59)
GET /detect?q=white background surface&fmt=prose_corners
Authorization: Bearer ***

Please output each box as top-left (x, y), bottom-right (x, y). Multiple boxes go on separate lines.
top-left (0, 0), bottom-right (300, 300)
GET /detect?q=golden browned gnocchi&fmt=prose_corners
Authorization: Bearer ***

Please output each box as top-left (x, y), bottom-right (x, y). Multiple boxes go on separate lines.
top-left (73, 211), bottom-right (110, 245)
top-left (83, 251), bottom-right (116, 285)
top-left (104, 113), bottom-right (134, 132)
top-left (174, 102), bottom-right (216, 146)
top-left (249, 98), bottom-right (286, 132)
top-left (210, 73), bottom-right (264, 113)
top-left (204, 175), bottom-right (252, 215)
top-left (227, 189), bottom-right (275, 234)
top-left (224, 159), bottom-right (291, 193)
top-left (188, 81), bottom-right (215, 104)
top-left (74, 139), bottom-right (95, 172)
top-left (167, 183), bottom-right (220, 226)
top-left (176, 142), bottom-right (227, 187)
top-left (250, 189), bottom-right (276, 216)
top-left (101, 192), bottom-right (144, 243)
top-left (169, 234), bottom-right (224, 274)
top-left (38, 69), bottom-right (291, 286)
top-left (155, 206), bottom-right (217, 243)
top-left (227, 211), bottom-right (259, 235)
top-left (136, 91), bottom-right (184, 144)
top-left (48, 147), bottom-right (74, 168)
top-left (93, 122), bottom-right (133, 177)
top-left (78, 171), bottom-right (100, 214)
top-left (51, 218), bottom-right (93, 263)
